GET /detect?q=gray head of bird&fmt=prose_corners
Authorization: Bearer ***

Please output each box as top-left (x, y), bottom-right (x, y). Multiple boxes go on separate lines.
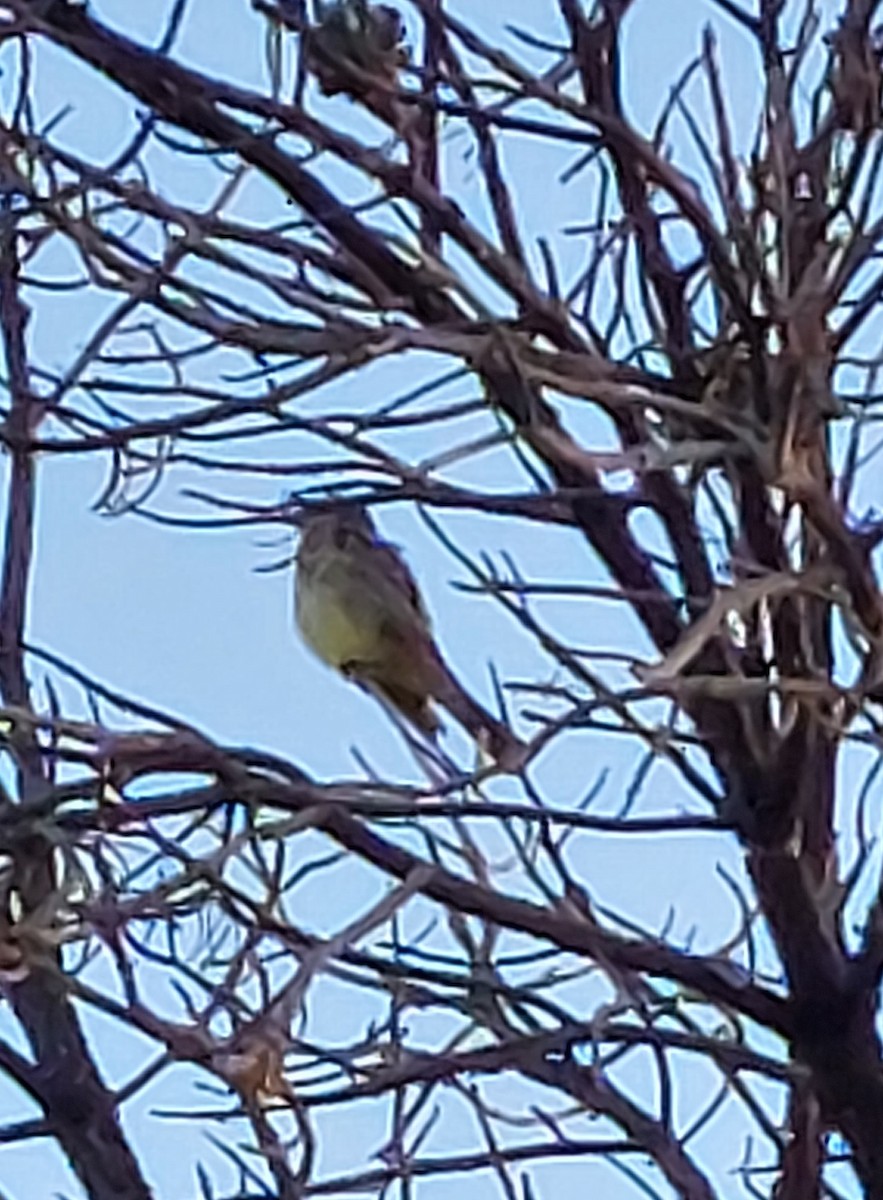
top-left (291, 502), bottom-right (377, 567)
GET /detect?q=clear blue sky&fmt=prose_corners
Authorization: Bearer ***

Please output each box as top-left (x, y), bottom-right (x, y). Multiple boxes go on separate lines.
top-left (0, 1), bottom-right (858, 1198)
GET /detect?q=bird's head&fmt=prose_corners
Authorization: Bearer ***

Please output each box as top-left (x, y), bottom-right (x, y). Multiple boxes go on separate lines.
top-left (292, 502), bottom-right (377, 566)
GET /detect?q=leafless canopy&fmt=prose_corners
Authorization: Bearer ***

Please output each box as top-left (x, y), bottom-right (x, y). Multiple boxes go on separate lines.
top-left (0, 0), bottom-right (881, 1197)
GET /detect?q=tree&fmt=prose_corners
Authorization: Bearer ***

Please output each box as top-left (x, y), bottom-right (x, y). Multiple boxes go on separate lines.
top-left (0, 0), bottom-right (879, 1195)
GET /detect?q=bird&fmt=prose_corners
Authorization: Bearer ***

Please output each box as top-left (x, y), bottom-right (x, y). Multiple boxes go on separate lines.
top-left (293, 503), bottom-right (525, 771)
top-left (308, 0), bottom-right (407, 100)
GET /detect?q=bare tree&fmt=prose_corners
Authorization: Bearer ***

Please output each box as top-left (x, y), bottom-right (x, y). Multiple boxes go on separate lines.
top-left (0, 0), bottom-right (880, 1196)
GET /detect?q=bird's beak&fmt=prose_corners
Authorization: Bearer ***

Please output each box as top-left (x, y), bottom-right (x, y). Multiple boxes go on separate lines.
top-left (287, 502), bottom-right (322, 531)
top-left (287, 496), bottom-right (333, 528)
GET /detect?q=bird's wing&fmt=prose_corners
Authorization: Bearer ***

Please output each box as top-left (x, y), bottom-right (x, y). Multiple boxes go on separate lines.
top-left (377, 539), bottom-right (431, 624)
top-left (345, 525), bottom-right (433, 632)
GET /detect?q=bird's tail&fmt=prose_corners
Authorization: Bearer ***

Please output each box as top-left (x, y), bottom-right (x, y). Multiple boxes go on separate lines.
top-left (424, 650), bottom-right (526, 772)
top-left (371, 678), bottom-right (440, 738)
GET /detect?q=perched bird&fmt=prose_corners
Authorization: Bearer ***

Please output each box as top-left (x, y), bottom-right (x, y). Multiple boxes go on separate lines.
top-left (308, 0), bottom-right (407, 100)
top-left (293, 503), bottom-right (525, 771)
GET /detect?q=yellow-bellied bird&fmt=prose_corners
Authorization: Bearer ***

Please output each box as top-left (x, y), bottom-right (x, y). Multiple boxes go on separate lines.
top-left (294, 504), bottom-right (525, 771)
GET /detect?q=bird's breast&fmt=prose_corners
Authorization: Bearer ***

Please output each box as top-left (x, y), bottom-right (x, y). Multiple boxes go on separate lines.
top-left (295, 562), bottom-right (382, 669)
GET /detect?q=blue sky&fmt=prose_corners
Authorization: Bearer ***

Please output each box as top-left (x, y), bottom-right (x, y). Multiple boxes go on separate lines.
top-left (0, 1), bottom-right (861, 1197)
